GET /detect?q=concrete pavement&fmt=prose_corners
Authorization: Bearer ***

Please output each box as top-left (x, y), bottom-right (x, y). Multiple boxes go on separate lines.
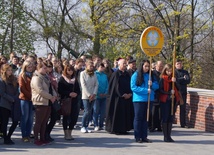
top-left (0, 118), bottom-right (213, 155)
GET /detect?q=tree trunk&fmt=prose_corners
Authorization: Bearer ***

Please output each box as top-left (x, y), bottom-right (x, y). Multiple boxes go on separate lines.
top-left (93, 31), bottom-right (101, 55)
top-left (10, 0), bottom-right (15, 53)
top-left (190, 0), bottom-right (196, 78)
top-left (1, 25), bottom-right (9, 55)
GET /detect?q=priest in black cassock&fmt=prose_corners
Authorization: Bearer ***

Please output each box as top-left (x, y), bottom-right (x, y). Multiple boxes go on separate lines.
top-left (105, 59), bottom-right (134, 135)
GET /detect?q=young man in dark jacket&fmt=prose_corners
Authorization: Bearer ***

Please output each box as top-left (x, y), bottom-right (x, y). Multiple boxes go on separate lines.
top-left (175, 59), bottom-right (191, 128)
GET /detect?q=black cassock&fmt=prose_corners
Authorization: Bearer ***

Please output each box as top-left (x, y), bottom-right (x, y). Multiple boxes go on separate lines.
top-left (105, 70), bottom-right (134, 134)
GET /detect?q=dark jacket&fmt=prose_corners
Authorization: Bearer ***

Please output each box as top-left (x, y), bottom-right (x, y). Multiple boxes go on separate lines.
top-left (0, 79), bottom-right (21, 121)
top-left (175, 69), bottom-right (191, 94)
top-left (0, 79), bottom-right (19, 111)
top-left (152, 69), bottom-right (161, 102)
top-left (58, 76), bottom-right (80, 101)
top-left (127, 69), bottom-right (135, 77)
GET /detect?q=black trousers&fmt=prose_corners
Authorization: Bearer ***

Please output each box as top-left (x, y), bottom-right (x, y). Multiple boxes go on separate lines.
top-left (149, 103), bottom-right (161, 130)
top-left (46, 105), bottom-right (59, 135)
top-left (0, 107), bottom-right (18, 141)
top-left (179, 93), bottom-right (187, 126)
top-left (63, 100), bottom-right (80, 130)
top-left (153, 104), bottom-right (162, 129)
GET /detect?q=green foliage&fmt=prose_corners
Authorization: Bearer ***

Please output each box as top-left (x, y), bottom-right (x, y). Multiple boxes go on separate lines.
top-left (5, 0), bottom-right (213, 89)
top-left (0, 0), bottom-right (35, 55)
top-left (43, 26), bottom-right (54, 38)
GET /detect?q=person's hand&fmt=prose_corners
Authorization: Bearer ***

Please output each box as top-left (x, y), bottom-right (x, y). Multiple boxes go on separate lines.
top-left (171, 77), bottom-right (176, 82)
top-left (122, 93), bottom-right (129, 99)
top-left (89, 94), bottom-right (96, 102)
top-left (148, 80), bottom-right (152, 86)
top-left (171, 90), bottom-right (175, 94)
top-left (127, 93), bottom-right (132, 99)
top-left (70, 92), bottom-right (77, 98)
top-left (122, 93), bottom-right (127, 98)
top-left (50, 96), bottom-right (56, 103)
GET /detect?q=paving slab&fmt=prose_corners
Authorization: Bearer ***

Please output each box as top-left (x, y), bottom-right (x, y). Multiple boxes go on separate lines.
top-left (0, 118), bottom-right (213, 155)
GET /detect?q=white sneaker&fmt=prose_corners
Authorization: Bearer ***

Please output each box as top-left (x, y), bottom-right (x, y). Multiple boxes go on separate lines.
top-left (86, 128), bottom-right (92, 133)
top-left (89, 122), bottom-right (94, 126)
top-left (94, 126), bottom-right (99, 131)
top-left (81, 127), bottom-right (87, 133)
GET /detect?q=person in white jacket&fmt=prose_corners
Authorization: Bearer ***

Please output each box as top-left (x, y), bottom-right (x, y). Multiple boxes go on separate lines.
top-left (80, 60), bottom-right (98, 133)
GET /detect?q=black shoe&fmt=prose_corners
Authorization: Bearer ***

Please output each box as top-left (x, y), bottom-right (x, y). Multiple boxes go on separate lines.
top-left (168, 137), bottom-right (175, 142)
top-left (164, 137), bottom-right (169, 142)
top-left (122, 131), bottom-right (129, 135)
top-left (135, 138), bottom-right (142, 143)
top-left (142, 138), bottom-right (152, 143)
top-left (4, 139), bottom-right (15, 145)
top-left (30, 134), bottom-right (34, 139)
top-left (45, 133), bottom-right (55, 142)
top-left (149, 128), bottom-right (156, 132)
top-left (157, 128), bottom-right (162, 132)
top-left (47, 136), bottom-right (54, 142)
top-left (115, 132), bottom-right (129, 135)
top-left (181, 125), bottom-right (190, 128)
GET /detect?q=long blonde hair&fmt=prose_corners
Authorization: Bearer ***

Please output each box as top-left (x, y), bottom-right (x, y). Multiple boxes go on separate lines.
top-left (1, 64), bottom-right (17, 87)
top-left (160, 64), bottom-right (173, 78)
top-left (20, 60), bottom-right (33, 83)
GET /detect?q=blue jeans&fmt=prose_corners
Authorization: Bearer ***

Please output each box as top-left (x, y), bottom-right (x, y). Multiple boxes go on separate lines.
top-left (93, 98), bottom-right (106, 128)
top-left (82, 99), bottom-right (94, 128)
top-left (20, 100), bottom-right (34, 138)
top-left (133, 102), bottom-right (148, 139)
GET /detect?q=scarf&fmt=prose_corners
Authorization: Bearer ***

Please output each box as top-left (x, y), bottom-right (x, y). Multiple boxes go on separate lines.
top-left (25, 71), bottom-right (33, 78)
top-left (159, 75), bottom-right (180, 103)
top-left (86, 69), bottom-right (94, 77)
top-left (62, 74), bottom-right (75, 84)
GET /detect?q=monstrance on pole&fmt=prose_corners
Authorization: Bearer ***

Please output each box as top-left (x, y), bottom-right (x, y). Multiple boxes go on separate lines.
top-left (140, 26), bottom-right (164, 122)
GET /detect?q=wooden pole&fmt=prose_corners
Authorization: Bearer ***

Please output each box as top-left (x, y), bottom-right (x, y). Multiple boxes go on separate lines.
top-left (147, 56), bottom-right (152, 122)
top-left (171, 43), bottom-right (176, 115)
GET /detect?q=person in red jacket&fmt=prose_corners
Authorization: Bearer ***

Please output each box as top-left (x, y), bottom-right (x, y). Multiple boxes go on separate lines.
top-left (19, 60), bottom-right (34, 142)
top-left (159, 64), bottom-right (181, 142)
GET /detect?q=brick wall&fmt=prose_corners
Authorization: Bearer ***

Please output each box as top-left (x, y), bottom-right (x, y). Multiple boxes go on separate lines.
top-left (175, 88), bottom-right (214, 132)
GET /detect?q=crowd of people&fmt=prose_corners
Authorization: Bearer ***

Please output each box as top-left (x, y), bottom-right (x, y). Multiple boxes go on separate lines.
top-left (0, 52), bottom-right (190, 146)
